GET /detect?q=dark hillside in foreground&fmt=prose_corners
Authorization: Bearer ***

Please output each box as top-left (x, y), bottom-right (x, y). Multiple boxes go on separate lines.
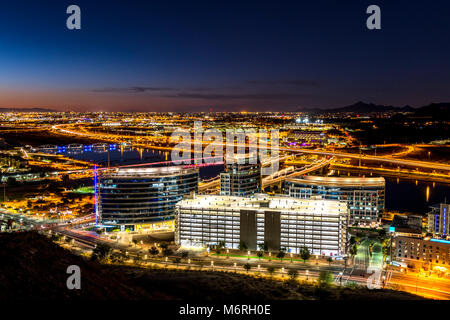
top-left (0, 232), bottom-right (426, 300)
top-left (0, 231), bottom-right (148, 300)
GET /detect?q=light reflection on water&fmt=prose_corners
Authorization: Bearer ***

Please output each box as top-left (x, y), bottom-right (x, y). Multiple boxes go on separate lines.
top-left (52, 144), bottom-right (224, 179)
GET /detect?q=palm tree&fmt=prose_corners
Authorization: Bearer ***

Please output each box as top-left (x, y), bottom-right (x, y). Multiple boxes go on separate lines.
top-left (134, 254), bottom-right (142, 265)
top-left (327, 256), bottom-right (333, 265)
top-left (149, 246), bottom-right (159, 257)
top-left (266, 266), bottom-right (276, 278)
top-left (112, 254), bottom-right (124, 264)
top-left (238, 241), bottom-right (248, 251)
top-left (91, 243), bottom-right (112, 262)
top-left (300, 246), bottom-right (311, 263)
top-left (258, 242), bottom-right (269, 253)
top-left (318, 271), bottom-right (333, 287)
top-left (287, 269), bottom-right (298, 280)
top-left (257, 251), bottom-right (264, 260)
top-left (162, 248), bottom-right (173, 258)
top-left (349, 244), bottom-right (358, 264)
top-left (181, 251), bottom-right (189, 261)
top-left (277, 249), bottom-right (286, 263)
top-left (382, 239), bottom-right (391, 262)
top-left (243, 263), bottom-right (252, 273)
top-left (215, 241), bottom-right (225, 254)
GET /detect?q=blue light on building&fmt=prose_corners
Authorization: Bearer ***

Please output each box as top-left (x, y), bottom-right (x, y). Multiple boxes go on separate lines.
top-left (430, 238), bottom-right (450, 245)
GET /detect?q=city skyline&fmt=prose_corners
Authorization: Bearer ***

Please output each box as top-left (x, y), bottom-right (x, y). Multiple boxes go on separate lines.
top-left (0, 0), bottom-right (449, 305)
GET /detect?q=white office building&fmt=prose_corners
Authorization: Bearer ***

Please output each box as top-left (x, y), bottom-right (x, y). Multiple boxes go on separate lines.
top-left (175, 194), bottom-right (349, 256)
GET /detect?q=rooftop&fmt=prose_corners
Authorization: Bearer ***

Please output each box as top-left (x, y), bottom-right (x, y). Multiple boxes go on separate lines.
top-left (177, 194), bottom-right (348, 215)
top-left (286, 175), bottom-right (385, 187)
top-left (99, 165), bottom-right (198, 177)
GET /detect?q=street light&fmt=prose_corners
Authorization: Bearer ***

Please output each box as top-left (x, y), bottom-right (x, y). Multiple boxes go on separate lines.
top-left (306, 269), bottom-right (309, 280)
top-left (247, 250), bottom-right (250, 260)
top-left (281, 267), bottom-right (285, 278)
top-left (234, 262), bottom-right (237, 273)
top-left (290, 253), bottom-right (293, 263)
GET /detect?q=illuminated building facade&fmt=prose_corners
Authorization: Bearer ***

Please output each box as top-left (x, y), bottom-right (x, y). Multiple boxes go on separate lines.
top-left (285, 176), bottom-right (385, 226)
top-left (175, 194), bottom-right (348, 256)
top-left (392, 236), bottom-right (450, 270)
top-left (220, 156), bottom-right (261, 197)
top-left (428, 203), bottom-right (450, 239)
top-left (98, 166), bottom-right (198, 231)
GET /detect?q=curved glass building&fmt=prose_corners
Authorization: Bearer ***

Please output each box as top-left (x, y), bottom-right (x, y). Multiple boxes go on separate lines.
top-left (285, 175), bottom-right (385, 226)
top-left (98, 166), bottom-right (198, 231)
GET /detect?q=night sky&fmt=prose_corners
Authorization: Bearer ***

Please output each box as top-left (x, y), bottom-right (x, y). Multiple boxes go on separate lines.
top-left (1, 0), bottom-right (449, 112)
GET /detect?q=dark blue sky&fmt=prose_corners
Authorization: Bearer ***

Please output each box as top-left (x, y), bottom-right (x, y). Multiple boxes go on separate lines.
top-left (0, 0), bottom-right (449, 111)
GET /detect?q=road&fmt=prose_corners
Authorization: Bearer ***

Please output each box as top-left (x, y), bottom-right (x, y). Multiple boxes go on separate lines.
top-left (386, 270), bottom-right (450, 300)
top-left (52, 123), bottom-right (450, 173)
top-left (289, 148), bottom-right (450, 172)
top-left (50, 224), bottom-right (450, 299)
top-left (0, 210), bottom-right (56, 230)
top-left (54, 226), bottom-right (353, 282)
top-left (262, 157), bottom-right (333, 186)
top-left (354, 239), bottom-right (370, 270)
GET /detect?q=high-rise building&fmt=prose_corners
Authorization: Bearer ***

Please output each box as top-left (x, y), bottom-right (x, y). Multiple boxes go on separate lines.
top-left (428, 203), bottom-right (450, 239)
top-left (175, 194), bottom-right (348, 256)
top-left (220, 156), bottom-right (261, 196)
top-left (97, 166), bottom-right (198, 231)
top-left (285, 175), bottom-right (385, 226)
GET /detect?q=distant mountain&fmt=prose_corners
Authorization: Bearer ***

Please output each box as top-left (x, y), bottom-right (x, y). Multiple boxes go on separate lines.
top-left (412, 102), bottom-right (450, 119)
top-left (329, 101), bottom-right (414, 113)
top-left (0, 107), bottom-right (56, 113)
top-left (297, 101), bottom-right (415, 114)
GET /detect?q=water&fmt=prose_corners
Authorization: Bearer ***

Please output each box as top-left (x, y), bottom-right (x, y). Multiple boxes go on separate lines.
top-left (52, 145), bottom-right (167, 167)
top-left (46, 145), bottom-right (450, 215)
top-left (46, 144), bottom-right (225, 178)
top-left (385, 178), bottom-right (450, 215)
